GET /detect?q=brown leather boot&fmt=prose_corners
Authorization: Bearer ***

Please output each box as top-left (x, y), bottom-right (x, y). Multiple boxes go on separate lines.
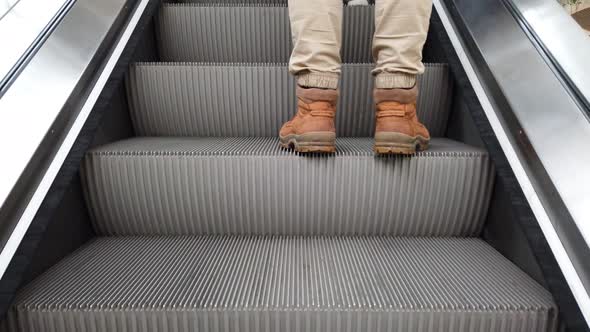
top-left (373, 86), bottom-right (430, 154)
top-left (279, 87), bottom-right (338, 153)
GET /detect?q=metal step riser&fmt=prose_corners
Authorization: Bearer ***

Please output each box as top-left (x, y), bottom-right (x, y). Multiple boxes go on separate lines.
top-left (177, 0), bottom-right (369, 3)
top-left (9, 237), bottom-right (557, 332)
top-left (126, 63), bottom-right (452, 137)
top-left (158, 5), bottom-right (374, 63)
top-left (81, 138), bottom-right (493, 236)
top-left (11, 310), bottom-right (554, 332)
top-left (182, 0), bottom-right (289, 3)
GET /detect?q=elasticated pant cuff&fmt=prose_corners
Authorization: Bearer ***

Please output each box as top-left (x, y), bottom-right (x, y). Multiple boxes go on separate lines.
top-left (297, 72), bottom-right (339, 89)
top-left (375, 73), bottom-right (417, 89)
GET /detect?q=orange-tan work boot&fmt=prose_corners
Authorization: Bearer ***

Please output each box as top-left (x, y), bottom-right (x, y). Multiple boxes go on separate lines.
top-left (373, 86), bottom-right (430, 154)
top-left (279, 87), bottom-right (338, 153)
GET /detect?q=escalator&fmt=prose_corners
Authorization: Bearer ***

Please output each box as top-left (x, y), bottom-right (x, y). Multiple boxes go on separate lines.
top-left (0, 0), bottom-right (588, 331)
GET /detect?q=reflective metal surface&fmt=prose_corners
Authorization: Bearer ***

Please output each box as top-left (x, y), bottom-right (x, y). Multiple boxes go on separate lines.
top-left (507, 0), bottom-right (590, 113)
top-left (435, 0), bottom-right (590, 324)
top-left (0, 0), bottom-right (20, 19)
top-left (0, 0), bottom-right (143, 277)
top-left (0, 0), bottom-right (74, 92)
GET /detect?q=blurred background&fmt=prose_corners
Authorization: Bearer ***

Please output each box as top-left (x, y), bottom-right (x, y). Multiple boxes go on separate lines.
top-left (560, 0), bottom-right (590, 33)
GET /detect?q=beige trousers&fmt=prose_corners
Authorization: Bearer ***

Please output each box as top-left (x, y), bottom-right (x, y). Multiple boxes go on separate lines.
top-left (288, 0), bottom-right (432, 89)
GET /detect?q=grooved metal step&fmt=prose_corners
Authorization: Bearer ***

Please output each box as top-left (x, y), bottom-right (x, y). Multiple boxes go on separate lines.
top-left (176, 0), bottom-right (371, 4)
top-left (82, 137), bottom-right (493, 236)
top-left (176, 0), bottom-right (369, 3)
top-left (157, 4), bottom-right (374, 63)
top-left (182, 0), bottom-right (288, 3)
top-left (8, 236), bottom-right (557, 332)
top-left (126, 63), bottom-right (452, 137)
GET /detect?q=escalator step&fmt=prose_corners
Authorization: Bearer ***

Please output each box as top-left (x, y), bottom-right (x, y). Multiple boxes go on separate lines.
top-left (157, 4), bottom-right (373, 63)
top-left (82, 137), bottom-right (493, 236)
top-left (175, 0), bottom-right (374, 3)
top-left (9, 236), bottom-right (557, 332)
top-left (179, 0), bottom-right (289, 3)
top-left (174, 0), bottom-right (369, 3)
top-left (126, 63), bottom-right (452, 137)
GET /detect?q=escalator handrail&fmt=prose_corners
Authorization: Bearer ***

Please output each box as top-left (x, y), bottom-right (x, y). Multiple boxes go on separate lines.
top-left (505, 0), bottom-right (590, 118)
top-left (0, 0), bottom-right (76, 95)
top-left (434, 0), bottom-right (590, 326)
top-left (0, 0), bottom-right (145, 279)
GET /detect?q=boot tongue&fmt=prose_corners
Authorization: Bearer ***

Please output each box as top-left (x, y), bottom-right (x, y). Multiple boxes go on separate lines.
top-left (297, 86), bottom-right (339, 104)
top-left (297, 100), bottom-right (335, 117)
top-left (299, 96), bottom-right (335, 106)
top-left (373, 86), bottom-right (418, 104)
top-left (308, 101), bottom-right (334, 109)
top-left (377, 102), bottom-right (408, 117)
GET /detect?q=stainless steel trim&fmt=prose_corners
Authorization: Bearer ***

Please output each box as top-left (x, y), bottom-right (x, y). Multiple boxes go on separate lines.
top-left (0, 0), bottom-right (20, 19)
top-left (0, 0), bottom-right (74, 90)
top-left (0, 0), bottom-right (148, 278)
top-left (507, 0), bottom-right (590, 112)
top-left (434, 0), bottom-right (590, 324)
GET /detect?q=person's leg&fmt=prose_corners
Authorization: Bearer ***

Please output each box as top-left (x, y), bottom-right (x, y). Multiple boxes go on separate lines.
top-left (372, 0), bottom-right (433, 154)
top-left (373, 0), bottom-right (432, 89)
top-left (288, 0), bottom-right (343, 89)
top-left (279, 0), bottom-right (343, 153)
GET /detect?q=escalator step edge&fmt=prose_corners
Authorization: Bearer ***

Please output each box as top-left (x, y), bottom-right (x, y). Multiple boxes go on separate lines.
top-left (8, 236), bottom-right (557, 332)
top-left (82, 137), bottom-right (494, 237)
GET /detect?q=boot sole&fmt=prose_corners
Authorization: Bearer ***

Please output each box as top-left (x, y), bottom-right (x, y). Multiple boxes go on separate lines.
top-left (279, 132), bottom-right (336, 153)
top-left (374, 132), bottom-right (430, 155)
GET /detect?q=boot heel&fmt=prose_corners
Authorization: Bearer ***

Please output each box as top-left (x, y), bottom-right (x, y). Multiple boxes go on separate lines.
top-left (280, 132), bottom-right (336, 153)
top-left (374, 132), bottom-right (429, 155)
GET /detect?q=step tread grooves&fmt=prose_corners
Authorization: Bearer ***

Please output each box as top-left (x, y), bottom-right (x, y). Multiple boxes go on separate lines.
top-left (126, 63), bottom-right (452, 137)
top-left (8, 2), bottom-right (559, 332)
top-left (82, 137), bottom-right (494, 237)
top-left (10, 237), bottom-right (556, 331)
top-left (88, 137), bottom-right (485, 156)
top-left (157, 4), bottom-right (373, 63)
